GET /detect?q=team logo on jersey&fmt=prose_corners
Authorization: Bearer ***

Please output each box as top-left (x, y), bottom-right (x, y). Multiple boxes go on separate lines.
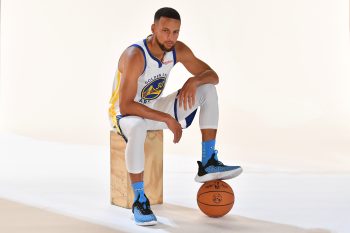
top-left (141, 77), bottom-right (166, 101)
top-left (162, 59), bottom-right (173, 65)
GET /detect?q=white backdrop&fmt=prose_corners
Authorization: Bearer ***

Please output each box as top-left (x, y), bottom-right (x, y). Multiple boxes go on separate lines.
top-left (1, 0), bottom-right (349, 171)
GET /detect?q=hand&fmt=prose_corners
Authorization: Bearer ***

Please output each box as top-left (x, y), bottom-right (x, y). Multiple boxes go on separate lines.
top-left (165, 115), bottom-right (182, 143)
top-left (178, 77), bottom-right (199, 111)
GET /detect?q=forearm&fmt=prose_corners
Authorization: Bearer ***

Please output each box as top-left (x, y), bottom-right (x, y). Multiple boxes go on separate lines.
top-left (193, 70), bottom-right (219, 86)
top-left (120, 101), bottom-right (172, 123)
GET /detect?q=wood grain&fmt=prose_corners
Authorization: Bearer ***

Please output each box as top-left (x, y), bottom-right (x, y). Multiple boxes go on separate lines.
top-left (110, 130), bottom-right (163, 209)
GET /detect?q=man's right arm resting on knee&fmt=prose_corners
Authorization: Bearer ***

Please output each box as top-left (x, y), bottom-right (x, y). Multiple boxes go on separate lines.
top-left (118, 46), bottom-right (182, 143)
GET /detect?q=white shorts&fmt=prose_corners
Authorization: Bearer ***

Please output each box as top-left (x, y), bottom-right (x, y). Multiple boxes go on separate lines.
top-left (113, 83), bottom-right (219, 173)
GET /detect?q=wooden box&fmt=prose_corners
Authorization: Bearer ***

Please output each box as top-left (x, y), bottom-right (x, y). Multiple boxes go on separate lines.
top-left (110, 130), bottom-right (163, 209)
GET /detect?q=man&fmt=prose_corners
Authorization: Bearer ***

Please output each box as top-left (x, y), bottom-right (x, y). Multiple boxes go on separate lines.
top-left (108, 7), bottom-right (242, 226)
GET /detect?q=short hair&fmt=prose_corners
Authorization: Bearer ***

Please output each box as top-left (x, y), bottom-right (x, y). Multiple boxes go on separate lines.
top-left (154, 7), bottom-right (181, 22)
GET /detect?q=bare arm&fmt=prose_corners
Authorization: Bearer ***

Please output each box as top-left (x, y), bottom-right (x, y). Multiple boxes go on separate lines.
top-left (175, 41), bottom-right (219, 110)
top-left (118, 47), bottom-right (182, 143)
top-left (176, 41), bottom-right (219, 86)
top-left (119, 47), bottom-right (170, 121)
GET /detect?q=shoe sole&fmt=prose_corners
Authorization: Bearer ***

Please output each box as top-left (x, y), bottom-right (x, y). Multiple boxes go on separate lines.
top-left (135, 220), bottom-right (157, 226)
top-left (194, 167), bottom-right (243, 183)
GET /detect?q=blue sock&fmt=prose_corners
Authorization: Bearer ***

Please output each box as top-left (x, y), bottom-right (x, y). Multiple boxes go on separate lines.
top-left (202, 139), bottom-right (217, 165)
top-left (132, 181), bottom-right (146, 203)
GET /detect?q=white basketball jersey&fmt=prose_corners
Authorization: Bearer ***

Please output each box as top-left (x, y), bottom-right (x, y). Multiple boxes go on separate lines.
top-left (109, 36), bottom-right (177, 127)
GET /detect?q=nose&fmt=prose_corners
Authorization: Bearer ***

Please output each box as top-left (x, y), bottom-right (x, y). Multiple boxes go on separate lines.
top-left (167, 33), bottom-right (177, 43)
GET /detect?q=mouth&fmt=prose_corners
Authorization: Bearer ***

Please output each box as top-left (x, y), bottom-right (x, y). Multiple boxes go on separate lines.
top-left (165, 42), bottom-right (173, 47)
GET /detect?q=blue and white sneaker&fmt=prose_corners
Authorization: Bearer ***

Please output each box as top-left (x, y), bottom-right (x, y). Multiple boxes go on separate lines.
top-left (132, 193), bottom-right (157, 226)
top-left (195, 150), bottom-right (243, 183)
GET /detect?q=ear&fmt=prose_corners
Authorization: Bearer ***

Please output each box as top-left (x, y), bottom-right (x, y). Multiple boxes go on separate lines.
top-left (151, 23), bottom-right (155, 33)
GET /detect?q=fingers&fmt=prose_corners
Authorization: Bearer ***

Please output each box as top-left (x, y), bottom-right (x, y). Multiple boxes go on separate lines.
top-left (183, 93), bottom-right (188, 111)
top-left (184, 94), bottom-right (195, 111)
top-left (191, 94), bottom-right (195, 109)
top-left (173, 124), bottom-right (182, 143)
top-left (188, 94), bottom-right (195, 110)
top-left (178, 89), bottom-right (195, 111)
top-left (178, 91), bottom-right (182, 108)
top-left (173, 131), bottom-right (179, 143)
top-left (173, 128), bottom-right (182, 143)
top-left (177, 127), bottom-right (182, 142)
top-left (179, 90), bottom-right (188, 110)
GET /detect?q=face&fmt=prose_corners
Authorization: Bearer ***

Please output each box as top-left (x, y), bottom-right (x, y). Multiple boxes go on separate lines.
top-left (152, 17), bottom-right (181, 52)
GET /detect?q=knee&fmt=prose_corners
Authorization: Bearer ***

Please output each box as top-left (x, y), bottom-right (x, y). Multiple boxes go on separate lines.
top-left (130, 119), bottom-right (146, 135)
top-left (120, 116), bottom-right (147, 138)
top-left (198, 84), bottom-right (218, 99)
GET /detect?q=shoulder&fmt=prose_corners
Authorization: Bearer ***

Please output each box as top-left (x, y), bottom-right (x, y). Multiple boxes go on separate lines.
top-left (124, 45), bottom-right (145, 63)
top-left (174, 40), bottom-right (191, 54)
top-left (118, 45), bottom-right (145, 73)
top-left (174, 40), bottom-right (195, 63)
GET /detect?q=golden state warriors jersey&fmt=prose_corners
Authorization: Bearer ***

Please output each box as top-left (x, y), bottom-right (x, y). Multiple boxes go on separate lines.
top-left (109, 37), bottom-right (177, 128)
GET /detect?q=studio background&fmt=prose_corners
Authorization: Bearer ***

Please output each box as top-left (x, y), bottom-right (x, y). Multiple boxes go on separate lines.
top-left (1, 0), bottom-right (350, 172)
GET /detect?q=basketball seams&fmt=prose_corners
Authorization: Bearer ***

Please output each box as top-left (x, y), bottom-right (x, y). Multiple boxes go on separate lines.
top-left (197, 191), bottom-right (235, 206)
top-left (197, 190), bottom-right (234, 197)
top-left (197, 180), bottom-right (235, 217)
top-left (196, 201), bottom-right (234, 207)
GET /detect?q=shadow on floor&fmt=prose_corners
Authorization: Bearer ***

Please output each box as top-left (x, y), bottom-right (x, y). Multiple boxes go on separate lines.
top-left (147, 203), bottom-right (331, 233)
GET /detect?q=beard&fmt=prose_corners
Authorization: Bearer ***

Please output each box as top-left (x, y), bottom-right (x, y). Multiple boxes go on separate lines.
top-left (155, 35), bottom-right (174, 52)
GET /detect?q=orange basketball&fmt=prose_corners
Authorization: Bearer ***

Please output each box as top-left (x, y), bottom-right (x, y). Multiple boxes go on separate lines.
top-left (197, 180), bottom-right (235, 217)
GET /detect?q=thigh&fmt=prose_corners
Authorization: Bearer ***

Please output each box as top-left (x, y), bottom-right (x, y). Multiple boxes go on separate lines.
top-left (149, 89), bottom-right (200, 129)
top-left (118, 115), bottom-right (147, 137)
top-left (151, 90), bottom-right (179, 115)
top-left (118, 114), bottom-right (168, 132)
top-left (144, 90), bottom-right (178, 130)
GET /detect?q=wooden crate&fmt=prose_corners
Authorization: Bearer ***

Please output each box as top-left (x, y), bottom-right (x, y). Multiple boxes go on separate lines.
top-left (110, 130), bottom-right (163, 209)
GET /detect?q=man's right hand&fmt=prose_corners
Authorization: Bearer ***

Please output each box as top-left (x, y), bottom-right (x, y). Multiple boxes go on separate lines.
top-left (165, 115), bottom-right (182, 143)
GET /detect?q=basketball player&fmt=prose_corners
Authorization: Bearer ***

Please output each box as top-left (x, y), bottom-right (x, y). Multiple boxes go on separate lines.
top-left (108, 7), bottom-right (242, 226)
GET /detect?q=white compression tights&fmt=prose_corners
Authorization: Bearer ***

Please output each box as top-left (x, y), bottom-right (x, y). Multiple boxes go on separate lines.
top-left (118, 83), bottom-right (219, 173)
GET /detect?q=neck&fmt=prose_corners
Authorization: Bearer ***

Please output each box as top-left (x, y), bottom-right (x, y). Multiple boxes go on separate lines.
top-left (147, 35), bottom-right (166, 61)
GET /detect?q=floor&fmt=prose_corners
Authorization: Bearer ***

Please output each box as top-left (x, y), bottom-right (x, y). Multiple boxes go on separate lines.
top-left (0, 132), bottom-right (348, 233)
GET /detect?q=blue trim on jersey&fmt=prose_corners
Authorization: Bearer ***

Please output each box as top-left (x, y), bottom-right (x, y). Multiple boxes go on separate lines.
top-left (172, 48), bottom-right (177, 65)
top-left (143, 39), bottom-right (162, 68)
top-left (173, 89), bottom-right (198, 128)
top-left (173, 90), bottom-right (180, 121)
top-left (185, 109), bottom-right (198, 128)
top-left (116, 114), bottom-right (128, 143)
top-left (129, 44), bottom-right (147, 74)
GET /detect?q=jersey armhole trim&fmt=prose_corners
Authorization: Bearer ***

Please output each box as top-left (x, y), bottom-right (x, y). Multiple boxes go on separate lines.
top-left (143, 39), bottom-right (163, 68)
top-left (172, 47), bottom-right (177, 65)
top-left (129, 44), bottom-right (147, 74)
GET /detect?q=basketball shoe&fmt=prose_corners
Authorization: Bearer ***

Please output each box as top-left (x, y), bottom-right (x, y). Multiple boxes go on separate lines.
top-left (132, 193), bottom-right (157, 226)
top-left (195, 150), bottom-right (243, 183)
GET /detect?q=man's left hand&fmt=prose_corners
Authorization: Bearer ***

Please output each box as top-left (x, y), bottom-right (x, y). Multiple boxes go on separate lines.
top-left (178, 77), bottom-right (199, 111)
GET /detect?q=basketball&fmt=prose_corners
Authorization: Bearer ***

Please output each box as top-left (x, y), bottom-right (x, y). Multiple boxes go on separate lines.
top-left (197, 180), bottom-right (235, 217)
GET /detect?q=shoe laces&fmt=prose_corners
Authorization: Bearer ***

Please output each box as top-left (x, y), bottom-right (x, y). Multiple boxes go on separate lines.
top-left (133, 194), bottom-right (153, 215)
top-left (135, 201), bottom-right (152, 215)
top-left (207, 150), bottom-right (224, 166)
top-left (214, 150), bottom-right (223, 163)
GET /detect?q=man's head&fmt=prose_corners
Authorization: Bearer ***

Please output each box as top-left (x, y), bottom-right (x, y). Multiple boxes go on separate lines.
top-left (152, 7), bottom-right (181, 52)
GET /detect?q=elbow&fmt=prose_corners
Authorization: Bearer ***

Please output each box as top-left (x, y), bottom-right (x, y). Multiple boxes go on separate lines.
top-left (212, 70), bottom-right (219, 85)
top-left (119, 102), bottom-right (131, 116)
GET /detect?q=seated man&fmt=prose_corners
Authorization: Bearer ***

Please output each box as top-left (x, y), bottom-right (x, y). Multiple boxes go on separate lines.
top-left (108, 7), bottom-right (242, 226)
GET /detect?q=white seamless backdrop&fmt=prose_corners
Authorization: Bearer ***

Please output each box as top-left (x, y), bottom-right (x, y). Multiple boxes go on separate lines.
top-left (0, 0), bottom-right (349, 171)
